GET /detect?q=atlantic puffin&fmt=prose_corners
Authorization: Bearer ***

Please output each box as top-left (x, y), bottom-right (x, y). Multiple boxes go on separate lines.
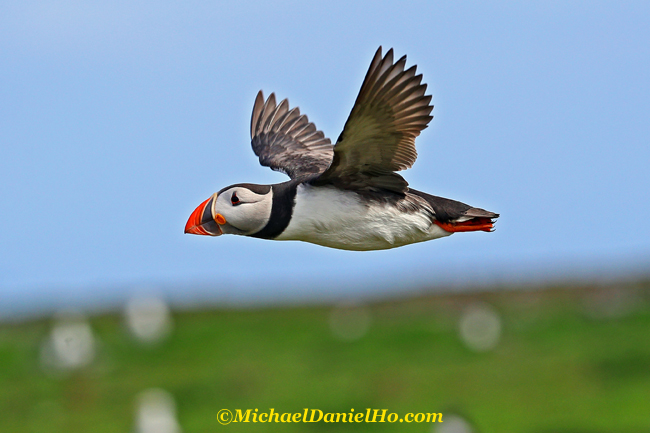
top-left (185, 47), bottom-right (499, 250)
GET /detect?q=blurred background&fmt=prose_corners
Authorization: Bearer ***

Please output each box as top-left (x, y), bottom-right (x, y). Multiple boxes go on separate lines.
top-left (1, 1), bottom-right (649, 432)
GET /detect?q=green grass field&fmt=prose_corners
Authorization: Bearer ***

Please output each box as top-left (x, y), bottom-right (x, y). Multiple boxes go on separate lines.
top-left (1, 281), bottom-right (649, 433)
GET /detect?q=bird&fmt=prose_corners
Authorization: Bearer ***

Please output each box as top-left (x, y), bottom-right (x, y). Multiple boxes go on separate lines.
top-left (185, 47), bottom-right (499, 251)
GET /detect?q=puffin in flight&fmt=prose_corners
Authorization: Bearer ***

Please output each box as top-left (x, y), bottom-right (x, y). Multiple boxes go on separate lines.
top-left (185, 47), bottom-right (498, 250)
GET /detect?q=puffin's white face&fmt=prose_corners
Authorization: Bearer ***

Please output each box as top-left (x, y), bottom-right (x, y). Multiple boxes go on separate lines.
top-left (185, 184), bottom-right (273, 237)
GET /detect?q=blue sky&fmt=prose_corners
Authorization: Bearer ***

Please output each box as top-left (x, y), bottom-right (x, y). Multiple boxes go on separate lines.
top-left (2, 2), bottom-right (649, 317)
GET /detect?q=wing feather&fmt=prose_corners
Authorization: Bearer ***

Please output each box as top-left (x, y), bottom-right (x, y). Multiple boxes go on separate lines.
top-left (313, 47), bottom-right (433, 192)
top-left (251, 91), bottom-right (334, 179)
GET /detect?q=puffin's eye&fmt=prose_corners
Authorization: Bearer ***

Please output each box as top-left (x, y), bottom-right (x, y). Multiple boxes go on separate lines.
top-left (231, 192), bottom-right (241, 206)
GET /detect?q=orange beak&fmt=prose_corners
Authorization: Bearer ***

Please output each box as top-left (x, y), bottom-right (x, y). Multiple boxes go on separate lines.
top-left (184, 195), bottom-right (223, 236)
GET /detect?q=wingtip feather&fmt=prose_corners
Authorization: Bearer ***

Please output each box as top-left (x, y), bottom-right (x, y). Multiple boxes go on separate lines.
top-left (251, 90), bottom-right (266, 139)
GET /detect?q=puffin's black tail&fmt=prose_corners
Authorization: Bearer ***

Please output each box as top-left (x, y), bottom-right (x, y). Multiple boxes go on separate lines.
top-left (408, 188), bottom-right (499, 232)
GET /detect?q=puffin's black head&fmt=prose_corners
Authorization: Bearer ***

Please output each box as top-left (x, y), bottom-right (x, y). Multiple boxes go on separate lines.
top-left (185, 184), bottom-right (272, 237)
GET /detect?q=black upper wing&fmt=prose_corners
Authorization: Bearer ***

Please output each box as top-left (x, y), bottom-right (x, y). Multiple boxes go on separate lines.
top-left (251, 91), bottom-right (334, 180)
top-left (312, 47), bottom-right (433, 192)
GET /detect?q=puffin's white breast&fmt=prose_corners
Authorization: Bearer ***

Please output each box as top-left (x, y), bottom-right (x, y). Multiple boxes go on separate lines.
top-left (275, 184), bottom-right (451, 250)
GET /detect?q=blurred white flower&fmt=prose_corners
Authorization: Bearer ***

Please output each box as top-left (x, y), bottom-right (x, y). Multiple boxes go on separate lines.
top-left (125, 295), bottom-right (172, 344)
top-left (135, 388), bottom-right (181, 433)
top-left (433, 414), bottom-right (474, 433)
top-left (40, 310), bottom-right (95, 372)
top-left (458, 302), bottom-right (502, 352)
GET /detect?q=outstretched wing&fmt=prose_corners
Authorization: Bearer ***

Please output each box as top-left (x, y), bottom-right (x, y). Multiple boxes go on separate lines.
top-left (251, 91), bottom-right (334, 180)
top-left (313, 47), bottom-right (433, 192)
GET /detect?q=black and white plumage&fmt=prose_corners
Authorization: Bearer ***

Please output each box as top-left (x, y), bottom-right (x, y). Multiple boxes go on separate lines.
top-left (185, 47), bottom-right (499, 250)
